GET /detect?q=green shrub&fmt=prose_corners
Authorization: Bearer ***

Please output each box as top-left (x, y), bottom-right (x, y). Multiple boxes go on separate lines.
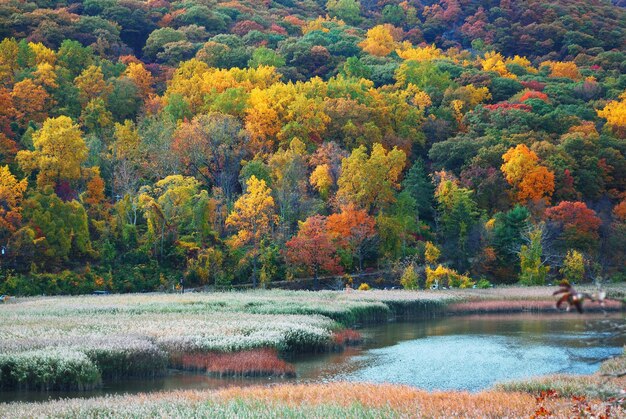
top-left (476, 278), bottom-right (492, 289)
top-left (400, 265), bottom-right (419, 290)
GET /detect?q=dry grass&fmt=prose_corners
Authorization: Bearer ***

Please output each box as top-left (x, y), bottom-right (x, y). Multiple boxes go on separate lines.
top-left (175, 348), bottom-right (296, 377)
top-left (447, 298), bottom-right (621, 314)
top-left (1, 382), bottom-right (622, 418)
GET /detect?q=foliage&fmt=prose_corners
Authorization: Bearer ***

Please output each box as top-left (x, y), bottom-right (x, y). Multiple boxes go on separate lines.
top-left (560, 250), bottom-right (585, 283)
top-left (425, 265), bottom-right (474, 289)
top-left (400, 264), bottom-right (419, 290)
top-left (519, 227), bottom-right (549, 286)
top-left (0, 0), bottom-right (625, 288)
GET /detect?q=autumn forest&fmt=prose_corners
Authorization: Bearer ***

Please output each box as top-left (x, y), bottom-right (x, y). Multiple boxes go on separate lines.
top-left (0, 0), bottom-right (626, 295)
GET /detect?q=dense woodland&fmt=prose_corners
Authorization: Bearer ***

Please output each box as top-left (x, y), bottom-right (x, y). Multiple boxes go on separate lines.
top-left (0, 0), bottom-right (625, 294)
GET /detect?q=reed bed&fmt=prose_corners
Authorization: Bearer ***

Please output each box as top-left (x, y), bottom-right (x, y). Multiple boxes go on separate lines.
top-left (0, 382), bottom-right (620, 418)
top-left (175, 348), bottom-right (296, 378)
top-left (0, 348), bottom-right (101, 391)
top-left (447, 298), bottom-right (622, 314)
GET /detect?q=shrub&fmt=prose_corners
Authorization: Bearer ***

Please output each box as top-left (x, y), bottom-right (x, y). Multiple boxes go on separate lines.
top-left (476, 278), bottom-right (492, 289)
top-left (400, 265), bottom-right (419, 290)
top-left (357, 283), bottom-right (371, 291)
top-left (425, 265), bottom-right (475, 289)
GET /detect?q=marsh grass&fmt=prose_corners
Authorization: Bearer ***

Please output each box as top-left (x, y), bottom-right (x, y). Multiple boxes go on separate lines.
top-left (497, 349), bottom-right (626, 399)
top-left (175, 348), bottom-right (296, 378)
top-left (1, 382), bottom-right (620, 418)
top-left (0, 349), bottom-right (101, 391)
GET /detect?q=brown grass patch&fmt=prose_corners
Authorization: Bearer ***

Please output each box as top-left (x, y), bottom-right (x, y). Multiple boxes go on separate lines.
top-left (176, 348), bottom-right (295, 378)
top-left (213, 382), bottom-right (623, 417)
top-left (331, 329), bottom-right (362, 346)
top-left (447, 298), bottom-right (622, 314)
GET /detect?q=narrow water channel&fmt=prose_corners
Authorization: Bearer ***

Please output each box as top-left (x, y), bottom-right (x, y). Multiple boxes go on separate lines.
top-left (1, 312), bottom-right (623, 403)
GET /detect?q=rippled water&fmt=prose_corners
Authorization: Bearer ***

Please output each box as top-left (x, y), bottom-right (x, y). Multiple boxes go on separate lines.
top-left (294, 313), bottom-right (624, 391)
top-left (1, 313), bottom-right (623, 402)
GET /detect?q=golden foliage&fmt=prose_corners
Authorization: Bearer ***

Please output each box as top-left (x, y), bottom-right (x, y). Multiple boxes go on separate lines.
top-left (501, 144), bottom-right (554, 203)
top-left (359, 25), bottom-right (397, 57)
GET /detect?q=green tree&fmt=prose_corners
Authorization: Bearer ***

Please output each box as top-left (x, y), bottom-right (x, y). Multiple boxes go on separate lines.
top-left (326, 0), bottom-right (362, 25)
top-left (519, 226), bottom-right (549, 286)
top-left (402, 158), bottom-right (434, 222)
top-left (435, 178), bottom-right (480, 270)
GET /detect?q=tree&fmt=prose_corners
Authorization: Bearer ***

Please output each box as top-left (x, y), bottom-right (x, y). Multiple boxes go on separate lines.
top-left (359, 25), bottom-right (396, 57)
top-left (226, 176), bottom-right (276, 287)
top-left (268, 138), bottom-right (310, 238)
top-left (337, 143), bottom-right (406, 213)
top-left (22, 187), bottom-right (93, 269)
top-left (17, 116), bottom-right (88, 189)
top-left (285, 215), bottom-right (342, 290)
top-left (326, 0), bottom-right (361, 25)
top-left (171, 113), bottom-right (248, 202)
top-left (519, 226), bottom-right (549, 286)
top-left (561, 249), bottom-right (585, 283)
top-left (400, 264), bottom-right (419, 290)
top-left (597, 91), bottom-right (626, 137)
top-left (124, 62), bottom-right (154, 99)
top-left (424, 241), bottom-right (440, 267)
top-left (327, 205), bottom-right (376, 271)
top-left (435, 176), bottom-right (480, 270)
top-left (139, 175), bottom-right (212, 259)
top-left (74, 65), bottom-right (112, 105)
top-left (501, 144), bottom-right (554, 204)
top-left (491, 205), bottom-right (530, 283)
top-left (248, 47), bottom-right (286, 69)
top-left (11, 79), bottom-right (49, 124)
top-left (402, 158), bottom-right (434, 221)
top-left (545, 201), bottom-right (602, 252)
top-left (0, 165), bottom-right (27, 242)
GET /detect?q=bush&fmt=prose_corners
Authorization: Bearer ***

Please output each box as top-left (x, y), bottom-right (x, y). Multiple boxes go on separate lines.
top-left (358, 283), bottom-right (371, 291)
top-left (476, 278), bottom-right (492, 289)
top-left (425, 265), bottom-right (475, 289)
top-left (400, 265), bottom-right (419, 290)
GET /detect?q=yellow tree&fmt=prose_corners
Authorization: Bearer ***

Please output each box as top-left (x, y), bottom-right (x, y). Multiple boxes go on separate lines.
top-left (0, 165), bottom-right (27, 241)
top-left (74, 65), bottom-right (112, 105)
top-left (124, 62), bottom-right (155, 98)
top-left (226, 175), bottom-right (277, 287)
top-left (310, 164), bottom-right (334, 200)
top-left (337, 143), bottom-right (407, 213)
top-left (501, 144), bottom-right (554, 204)
top-left (11, 78), bottom-right (50, 123)
top-left (17, 116), bottom-right (88, 188)
top-left (359, 25), bottom-right (396, 57)
top-left (597, 91), bottom-right (626, 137)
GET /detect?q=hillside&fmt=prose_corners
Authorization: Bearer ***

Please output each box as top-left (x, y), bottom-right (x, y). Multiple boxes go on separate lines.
top-left (0, 0), bottom-right (625, 293)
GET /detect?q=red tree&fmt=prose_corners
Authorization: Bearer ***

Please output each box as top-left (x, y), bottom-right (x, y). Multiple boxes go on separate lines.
top-left (546, 201), bottom-right (602, 251)
top-left (327, 206), bottom-right (377, 271)
top-left (285, 215), bottom-right (342, 290)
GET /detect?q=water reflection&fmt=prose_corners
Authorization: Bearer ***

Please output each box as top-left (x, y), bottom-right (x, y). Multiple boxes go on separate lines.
top-left (1, 313), bottom-right (623, 402)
